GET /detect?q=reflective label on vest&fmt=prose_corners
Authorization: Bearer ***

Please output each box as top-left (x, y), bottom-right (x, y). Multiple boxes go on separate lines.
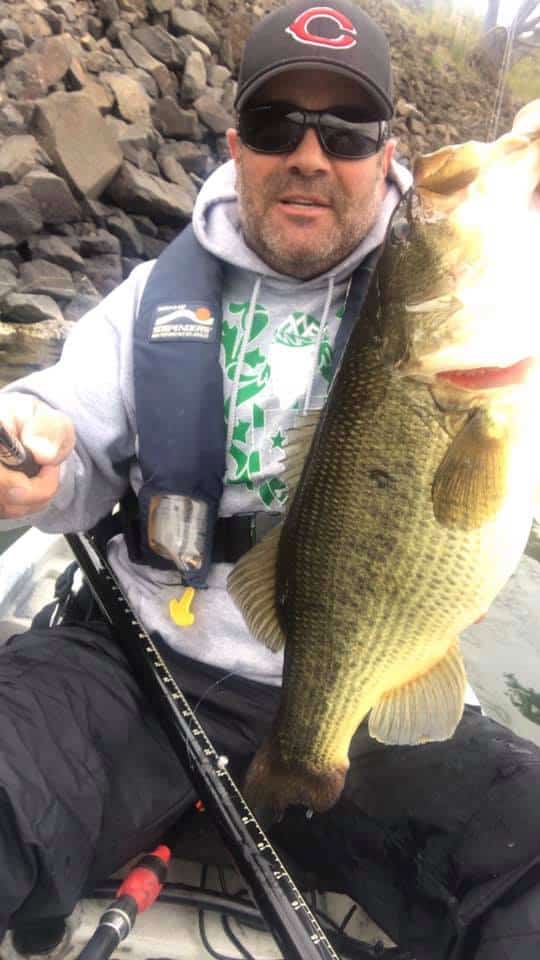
top-left (150, 303), bottom-right (217, 342)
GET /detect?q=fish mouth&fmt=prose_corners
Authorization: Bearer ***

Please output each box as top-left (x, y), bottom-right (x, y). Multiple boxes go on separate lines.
top-left (436, 356), bottom-right (537, 390)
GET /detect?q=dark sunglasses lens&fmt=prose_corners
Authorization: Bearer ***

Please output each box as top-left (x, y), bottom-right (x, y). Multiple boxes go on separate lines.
top-left (320, 114), bottom-right (382, 158)
top-left (239, 106), bottom-right (302, 153)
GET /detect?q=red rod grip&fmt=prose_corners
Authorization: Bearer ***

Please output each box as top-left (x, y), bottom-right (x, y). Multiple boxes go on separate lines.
top-left (116, 845), bottom-right (171, 913)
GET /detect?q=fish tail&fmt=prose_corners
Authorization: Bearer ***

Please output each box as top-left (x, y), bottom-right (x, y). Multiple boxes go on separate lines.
top-left (243, 739), bottom-right (348, 827)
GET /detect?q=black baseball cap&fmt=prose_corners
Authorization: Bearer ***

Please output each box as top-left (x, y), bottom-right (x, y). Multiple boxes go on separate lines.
top-left (235, 0), bottom-right (393, 120)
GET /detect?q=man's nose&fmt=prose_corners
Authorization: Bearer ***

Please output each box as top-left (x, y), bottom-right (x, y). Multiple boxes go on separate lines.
top-left (284, 127), bottom-right (332, 175)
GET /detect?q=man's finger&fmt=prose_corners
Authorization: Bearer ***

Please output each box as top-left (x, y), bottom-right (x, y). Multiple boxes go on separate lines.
top-left (20, 411), bottom-right (75, 466)
top-left (0, 464), bottom-right (61, 515)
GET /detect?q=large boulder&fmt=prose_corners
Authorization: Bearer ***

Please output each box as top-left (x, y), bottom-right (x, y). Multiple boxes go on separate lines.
top-left (107, 161), bottom-right (195, 222)
top-left (33, 92), bottom-right (123, 200)
top-left (0, 184), bottom-right (43, 240)
top-left (23, 170), bottom-right (82, 224)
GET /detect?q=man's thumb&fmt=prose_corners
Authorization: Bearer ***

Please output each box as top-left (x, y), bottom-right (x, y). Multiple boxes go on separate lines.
top-left (24, 434), bottom-right (60, 463)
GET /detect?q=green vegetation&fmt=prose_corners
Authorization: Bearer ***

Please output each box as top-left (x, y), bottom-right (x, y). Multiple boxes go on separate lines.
top-left (507, 56), bottom-right (540, 101)
top-left (397, 0), bottom-right (483, 73)
top-left (505, 673), bottom-right (540, 725)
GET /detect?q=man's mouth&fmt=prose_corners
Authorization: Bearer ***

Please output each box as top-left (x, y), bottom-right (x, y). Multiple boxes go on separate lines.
top-left (280, 195), bottom-right (331, 208)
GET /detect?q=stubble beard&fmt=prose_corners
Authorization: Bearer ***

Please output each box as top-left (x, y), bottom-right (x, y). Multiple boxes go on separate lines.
top-left (235, 156), bottom-right (386, 280)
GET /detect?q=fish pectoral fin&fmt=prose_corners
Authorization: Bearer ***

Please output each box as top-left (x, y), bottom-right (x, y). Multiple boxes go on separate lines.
top-left (227, 524), bottom-right (286, 652)
top-left (282, 411), bottom-right (321, 500)
top-left (368, 642), bottom-right (466, 745)
top-left (432, 409), bottom-right (511, 530)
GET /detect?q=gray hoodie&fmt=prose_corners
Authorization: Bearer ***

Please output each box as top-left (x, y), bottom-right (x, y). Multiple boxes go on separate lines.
top-left (0, 158), bottom-right (412, 685)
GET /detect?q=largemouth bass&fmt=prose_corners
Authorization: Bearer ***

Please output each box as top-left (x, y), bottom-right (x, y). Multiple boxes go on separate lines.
top-left (229, 100), bottom-right (540, 822)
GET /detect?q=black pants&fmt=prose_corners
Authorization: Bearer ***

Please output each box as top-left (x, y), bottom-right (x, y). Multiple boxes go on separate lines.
top-left (0, 620), bottom-right (538, 960)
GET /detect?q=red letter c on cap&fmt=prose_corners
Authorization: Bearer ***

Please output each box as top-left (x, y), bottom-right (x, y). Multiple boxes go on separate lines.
top-left (286, 6), bottom-right (357, 49)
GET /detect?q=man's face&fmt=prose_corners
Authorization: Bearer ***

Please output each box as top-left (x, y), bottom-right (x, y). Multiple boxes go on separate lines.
top-left (227, 69), bottom-right (396, 280)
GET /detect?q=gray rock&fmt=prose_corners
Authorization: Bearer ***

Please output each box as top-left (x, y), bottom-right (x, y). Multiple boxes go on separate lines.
top-left (142, 234), bottom-right (167, 259)
top-left (148, 0), bottom-right (175, 11)
top-left (152, 97), bottom-right (202, 139)
top-left (151, 63), bottom-right (179, 99)
top-left (175, 140), bottom-right (211, 175)
top-left (156, 146), bottom-right (197, 197)
top-left (170, 9), bottom-right (219, 50)
top-left (111, 46), bottom-right (133, 71)
top-left (221, 78), bottom-right (237, 115)
top-left (0, 231), bottom-right (16, 249)
top-left (0, 18), bottom-right (24, 43)
top-left (121, 143), bottom-right (160, 175)
top-left (131, 68), bottom-right (159, 100)
top-left (0, 184), bottom-right (43, 240)
top-left (101, 72), bottom-right (151, 124)
top-left (108, 161), bottom-right (195, 222)
top-left (118, 30), bottom-right (161, 73)
top-left (0, 104), bottom-right (25, 137)
top-left (32, 35), bottom-right (73, 88)
top-left (19, 259), bottom-right (77, 300)
top-left (5, 53), bottom-right (48, 100)
top-left (132, 23), bottom-right (178, 65)
top-left (208, 63), bottom-right (231, 88)
top-left (82, 79), bottom-right (115, 114)
top-left (82, 254), bottom-right (123, 295)
top-left (408, 116), bottom-right (427, 136)
top-left (79, 229), bottom-right (122, 256)
top-left (0, 260), bottom-right (18, 301)
top-left (0, 135), bottom-right (49, 186)
top-left (194, 93), bottom-right (233, 135)
top-left (105, 116), bottom-right (160, 152)
top-left (23, 170), bottom-right (82, 224)
top-left (176, 34), bottom-right (212, 65)
top-left (97, 0), bottom-right (120, 20)
top-left (131, 214), bottom-right (158, 237)
top-left (63, 292), bottom-right (102, 323)
top-left (181, 50), bottom-right (207, 101)
top-left (2, 293), bottom-right (64, 324)
top-left (83, 50), bottom-right (117, 74)
top-left (33, 92), bottom-right (123, 199)
top-left (18, 11), bottom-right (52, 44)
top-left (107, 210), bottom-right (145, 257)
top-left (122, 257), bottom-right (144, 277)
top-left (2, 38), bottom-right (26, 60)
top-left (27, 235), bottom-right (85, 271)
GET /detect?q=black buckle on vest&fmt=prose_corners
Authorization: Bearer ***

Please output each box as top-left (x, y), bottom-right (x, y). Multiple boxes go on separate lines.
top-left (213, 512), bottom-right (281, 564)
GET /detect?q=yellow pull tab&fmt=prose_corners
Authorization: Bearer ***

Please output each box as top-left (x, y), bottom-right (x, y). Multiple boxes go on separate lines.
top-left (169, 587), bottom-right (196, 627)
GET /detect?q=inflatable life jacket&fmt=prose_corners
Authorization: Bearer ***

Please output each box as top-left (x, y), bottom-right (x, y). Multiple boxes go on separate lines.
top-left (124, 225), bottom-right (379, 587)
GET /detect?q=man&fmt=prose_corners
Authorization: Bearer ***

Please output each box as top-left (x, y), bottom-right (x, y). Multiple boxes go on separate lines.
top-left (0, 2), bottom-right (538, 958)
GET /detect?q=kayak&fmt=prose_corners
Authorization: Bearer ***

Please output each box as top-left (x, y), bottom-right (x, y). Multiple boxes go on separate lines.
top-left (0, 528), bottom-right (396, 960)
top-left (1, 527), bottom-right (538, 959)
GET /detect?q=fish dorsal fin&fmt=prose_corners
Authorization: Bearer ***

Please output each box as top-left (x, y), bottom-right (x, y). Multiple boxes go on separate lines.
top-left (227, 411), bottom-right (321, 652)
top-left (281, 411), bottom-right (322, 502)
top-left (432, 408), bottom-right (512, 530)
top-left (227, 524), bottom-right (285, 651)
top-left (369, 642), bottom-right (466, 745)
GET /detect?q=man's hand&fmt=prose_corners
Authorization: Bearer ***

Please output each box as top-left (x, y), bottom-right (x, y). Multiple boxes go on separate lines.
top-left (0, 395), bottom-right (75, 519)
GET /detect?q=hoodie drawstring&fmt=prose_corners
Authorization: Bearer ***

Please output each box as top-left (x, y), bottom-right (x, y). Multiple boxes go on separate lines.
top-left (303, 276), bottom-right (335, 415)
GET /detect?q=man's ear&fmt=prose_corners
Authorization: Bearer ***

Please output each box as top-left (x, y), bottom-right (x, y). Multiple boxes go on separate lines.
top-left (226, 127), bottom-right (241, 161)
top-left (382, 138), bottom-right (396, 177)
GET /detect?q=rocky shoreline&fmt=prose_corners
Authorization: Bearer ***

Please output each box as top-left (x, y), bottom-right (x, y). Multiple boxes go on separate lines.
top-left (0, 0), bottom-right (523, 361)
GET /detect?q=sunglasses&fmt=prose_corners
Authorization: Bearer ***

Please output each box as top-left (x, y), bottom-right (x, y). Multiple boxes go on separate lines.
top-left (238, 102), bottom-right (389, 160)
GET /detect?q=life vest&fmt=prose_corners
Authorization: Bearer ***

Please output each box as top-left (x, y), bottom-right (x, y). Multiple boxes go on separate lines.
top-left (125, 224), bottom-right (379, 587)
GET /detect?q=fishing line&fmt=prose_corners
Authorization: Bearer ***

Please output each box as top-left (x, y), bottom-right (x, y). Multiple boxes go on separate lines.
top-left (184, 670), bottom-right (237, 769)
top-left (486, 12), bottom-right (519, 141)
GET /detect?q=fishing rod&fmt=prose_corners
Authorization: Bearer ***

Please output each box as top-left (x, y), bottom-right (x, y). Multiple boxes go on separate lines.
top-left (65, 529), bottom-right (342, 960)
top-left (0, 422), bottom-right (341, 959)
